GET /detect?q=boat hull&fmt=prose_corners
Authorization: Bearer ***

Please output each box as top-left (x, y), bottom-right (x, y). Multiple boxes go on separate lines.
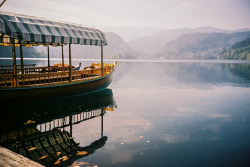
top-left (0, 70), bottom-right (114, 100)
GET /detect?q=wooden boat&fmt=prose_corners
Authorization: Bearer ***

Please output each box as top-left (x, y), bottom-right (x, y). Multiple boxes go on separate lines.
top-left (0, 11), bottom-right (117, 100)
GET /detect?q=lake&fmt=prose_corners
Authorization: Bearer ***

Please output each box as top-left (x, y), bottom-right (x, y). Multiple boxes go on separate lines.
top-left (0, 60), bottom-right (250, 167)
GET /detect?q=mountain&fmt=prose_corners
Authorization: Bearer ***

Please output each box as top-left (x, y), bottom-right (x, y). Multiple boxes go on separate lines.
top-left (0, 45), bottom-right (42, 61)
top-left (232, 28), bottom-right (250, 33)
top-left (128, 26), bottom-right (231, 58)
top-left (156, 31), bottom-right (250, 59)
top-left (34, 32), bottom-right (136, 59)
top-left (101, 26), bottom-right (165, 42)
top-left (153, 26), bottom-right (230, 43)
top-left (103, 26), bottom-right (234, 42)
top-left (103, 32), bottom-right (137, 59)
top-left (220, 38), bottom-right (250, 60)
top-left (0, 45), bottom-right (43, 65)
top-left (0, 45), bottom-right (42, 59)
top-left (2, 26), bottom-right (250, 61)
top-left (128, 36), bottom-right (165, 59)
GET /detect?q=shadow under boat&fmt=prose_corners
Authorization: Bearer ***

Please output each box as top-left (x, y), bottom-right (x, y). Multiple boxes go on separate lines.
top-left (0, 88), bottom-right (116, 166)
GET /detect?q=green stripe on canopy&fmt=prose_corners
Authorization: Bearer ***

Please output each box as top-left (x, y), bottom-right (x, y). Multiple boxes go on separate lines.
top-left (0, 11), bottom-right (107, 46)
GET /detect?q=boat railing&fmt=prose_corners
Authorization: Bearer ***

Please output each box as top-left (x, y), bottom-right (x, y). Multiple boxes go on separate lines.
top-left (0, 64), bottom-right (114, 87)
top-left (0, 66), bottom-right (69, 74)
top-left (0, 64), bottom-right (36, 69)
top-left (37, 109), bottom-right (107, 133)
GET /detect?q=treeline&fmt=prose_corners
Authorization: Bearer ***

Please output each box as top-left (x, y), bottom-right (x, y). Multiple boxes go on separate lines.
top-left (0, 45), bottom-right (43, 58)
top-left (220, 38), bottom-right (250, 60)
top-left (157, 32), bottom-right (250, 60)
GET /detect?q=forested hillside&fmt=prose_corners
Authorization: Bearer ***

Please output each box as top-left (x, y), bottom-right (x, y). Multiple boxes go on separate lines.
top-left (157, 31), bottom-right (250, 59)
top-left (220, 38), bottom-right (250, 60)
top-left (0, 45), bottom-right (43, 58)
top-left (1, 28), bottom-right (249, 60)
top-left (128, 26), bottom-right (232, 59)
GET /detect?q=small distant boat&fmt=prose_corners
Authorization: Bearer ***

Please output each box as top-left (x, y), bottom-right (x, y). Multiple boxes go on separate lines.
top-left (0, 12), bottom-right (117, 100)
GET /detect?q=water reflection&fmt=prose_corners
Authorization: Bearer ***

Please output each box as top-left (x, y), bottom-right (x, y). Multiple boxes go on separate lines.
top-left (107, 61), bottom-right (249, 167)
top-left (0, 89), bottom-right (116, 167)
top-left (112, 61), bottom-right (250, 89)
top-left (1, 60), bottom-right (249, 167)
top-left (159, 62), bottom-right (250, 87)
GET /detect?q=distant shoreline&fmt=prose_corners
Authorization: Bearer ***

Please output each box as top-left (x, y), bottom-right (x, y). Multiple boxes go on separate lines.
top-left (1, 58), bottom-right (250, 64)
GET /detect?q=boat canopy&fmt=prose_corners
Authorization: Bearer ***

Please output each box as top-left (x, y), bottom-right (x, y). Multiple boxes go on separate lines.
top-left (0, 11), bottom-right (107, 46)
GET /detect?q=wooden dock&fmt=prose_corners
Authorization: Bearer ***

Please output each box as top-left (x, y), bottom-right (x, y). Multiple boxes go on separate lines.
top-left (0, 146), bottom-right (44, 167)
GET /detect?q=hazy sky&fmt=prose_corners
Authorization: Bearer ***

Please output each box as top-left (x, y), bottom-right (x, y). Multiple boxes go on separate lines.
top-left (1, 0), bottom-right (250, 30)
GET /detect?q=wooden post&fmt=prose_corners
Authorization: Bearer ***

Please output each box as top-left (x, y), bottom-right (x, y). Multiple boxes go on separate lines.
top-left (69, 114), bottom-right (73, 153)
top-left (69, 44), bottom-right (72, 82)
top-left (61, 45), bottom-right (64, 67)
top-left (101, 44), bottom-right (103, 76)
top-left (47, 46), bottom-right (50, 72)
top-left (69, 115), bottom-right (72, 137)
top-left (12, 38), bottom-right (17, 87)
top-left (20, 43), bottom-right (24, 75)
top-left (101, 109), bottom-right (104, 138)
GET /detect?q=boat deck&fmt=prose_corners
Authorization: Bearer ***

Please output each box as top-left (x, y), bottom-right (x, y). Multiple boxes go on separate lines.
top-left (0, 64), bottom-right (114, 88)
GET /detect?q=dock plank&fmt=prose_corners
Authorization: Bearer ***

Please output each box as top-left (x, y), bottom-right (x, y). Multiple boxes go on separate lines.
top-left (0, 146), bottom-right (44, 167)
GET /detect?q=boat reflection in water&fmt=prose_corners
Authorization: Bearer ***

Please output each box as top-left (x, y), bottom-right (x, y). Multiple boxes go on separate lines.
top-left (0, 89), bottom-right (116, 166)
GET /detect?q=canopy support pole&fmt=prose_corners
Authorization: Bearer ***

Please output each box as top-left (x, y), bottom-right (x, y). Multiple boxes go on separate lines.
top-left (69, 44), bottom-right (72, 82)
top-left (20, 43), bottom-right (24, 75)
top-left (101, 44), bottom-right (104, 76)
top-left (12, 38), bottom-right (17, 87)
top-left (47, 46), bottom-right (50, 72)
top-left (61, 45), bottom-right (64, 67)
top-left (0, 0), bottom-right (6, 8)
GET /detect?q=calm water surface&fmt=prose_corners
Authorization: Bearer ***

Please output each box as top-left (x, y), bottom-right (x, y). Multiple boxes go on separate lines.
top-left (0, 60), bottom-right (250, 167)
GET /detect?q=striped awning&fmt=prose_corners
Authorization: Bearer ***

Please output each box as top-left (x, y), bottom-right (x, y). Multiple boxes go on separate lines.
top-left (0, 11), bottom-right (107, 46)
